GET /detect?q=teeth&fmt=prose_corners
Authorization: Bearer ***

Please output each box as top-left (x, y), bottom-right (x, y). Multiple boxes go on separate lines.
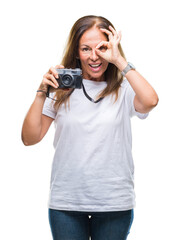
top-left (90, 64), bottom-right (101, 67)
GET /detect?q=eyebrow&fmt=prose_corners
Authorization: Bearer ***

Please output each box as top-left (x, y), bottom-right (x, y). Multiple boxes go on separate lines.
top-left (80, 44), bottom-right (90, 47)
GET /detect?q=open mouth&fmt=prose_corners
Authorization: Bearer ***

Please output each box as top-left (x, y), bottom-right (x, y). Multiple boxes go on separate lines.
top-left (89, 63), bottom-right (102, 69)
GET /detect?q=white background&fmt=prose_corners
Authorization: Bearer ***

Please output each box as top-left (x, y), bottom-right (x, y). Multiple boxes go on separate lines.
top-left (0, 0), bottom-right (180, 239)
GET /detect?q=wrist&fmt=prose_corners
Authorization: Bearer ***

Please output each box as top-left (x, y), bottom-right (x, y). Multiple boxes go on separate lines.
top-left (36, 91), bottom-right (47, 99)
top-left (115, 56), bottom-right (128, 72)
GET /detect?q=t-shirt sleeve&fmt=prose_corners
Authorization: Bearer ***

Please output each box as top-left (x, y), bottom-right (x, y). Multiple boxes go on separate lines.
top-left (124, 79), bottom-right (149, 119)
top-left (42, 93), bottom-right (57, 119)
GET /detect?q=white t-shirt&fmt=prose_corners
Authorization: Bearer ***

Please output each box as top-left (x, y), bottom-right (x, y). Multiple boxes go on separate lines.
top-left (42, 78), bottom-right (149, 212)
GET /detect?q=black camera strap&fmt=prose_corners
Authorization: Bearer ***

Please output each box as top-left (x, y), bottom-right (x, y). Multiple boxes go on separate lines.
top-left (82, 83), bottom-right (104, 103)
top-left (46, 83), bottom-right (104, 103)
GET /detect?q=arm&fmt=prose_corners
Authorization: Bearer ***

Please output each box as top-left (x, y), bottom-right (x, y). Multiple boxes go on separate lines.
top-left (96, 26), bottom-right (159, 113)
top-left (115, 57), bottom-right (159, 113)
top-left (21, 65), bottom-right (63, 146)
top-left (21, 92), bottom-right (54, 146)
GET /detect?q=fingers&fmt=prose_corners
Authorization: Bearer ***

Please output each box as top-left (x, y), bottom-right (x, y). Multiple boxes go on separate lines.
top-left (96, 41), bottom-right (109, 50)
top-left (100, 26), bottom-right (122, 42)
top-left (43, 65), bottom-right (71, 91)
top-left (100, 28), bottom-right (113, 40)
top-left (108, 26), bottom-right (120, 40)
top-left (55, 64), bottom-right (65, 69)
top-left (95, 41), bottom-right (108, 57)
top-left (109, 26), bottom-right (122, 42)
top-left (43, 66), bottom-right (63, 89)
top-left (117, 30), bottom-right (122, 41)
top-left (48, 66), bottom-right (58, 79)
top-left (42, 72), bottom-right (59, 89)
top-left (108, 26), bottom-right (117, 36)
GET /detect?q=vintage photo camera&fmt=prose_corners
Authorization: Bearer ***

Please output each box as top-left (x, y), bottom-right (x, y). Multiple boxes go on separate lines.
top-left (56, 68), bottom-right (83, 89)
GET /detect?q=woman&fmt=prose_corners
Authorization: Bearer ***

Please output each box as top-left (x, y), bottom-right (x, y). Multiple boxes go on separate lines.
top-left (22, 15), bottom-right (158, 240)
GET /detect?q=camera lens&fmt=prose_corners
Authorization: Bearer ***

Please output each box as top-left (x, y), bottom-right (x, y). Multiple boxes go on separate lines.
top-left (62, 74), bottom-right (73, 87)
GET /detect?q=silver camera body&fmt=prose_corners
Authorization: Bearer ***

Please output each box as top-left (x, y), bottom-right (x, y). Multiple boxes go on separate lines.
top-left (56, 68), bottom-right (82, 89)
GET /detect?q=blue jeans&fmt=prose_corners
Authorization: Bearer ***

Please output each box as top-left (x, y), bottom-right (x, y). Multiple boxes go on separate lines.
top-left (49, 208), bottom-right (134, 240)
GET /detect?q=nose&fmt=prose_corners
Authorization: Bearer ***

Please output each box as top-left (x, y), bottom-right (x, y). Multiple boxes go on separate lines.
top-left (90, 49), bottom-right (99, 62)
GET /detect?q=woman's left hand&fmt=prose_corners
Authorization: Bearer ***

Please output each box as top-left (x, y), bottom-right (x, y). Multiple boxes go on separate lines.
top-left (95, 26), bottom-right (122, 65)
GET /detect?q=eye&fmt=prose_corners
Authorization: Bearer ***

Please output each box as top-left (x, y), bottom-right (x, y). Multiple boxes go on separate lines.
top-left (82, 47), bottom-right (90, 52)
top-left (99, 46), bottom-right (107, 52)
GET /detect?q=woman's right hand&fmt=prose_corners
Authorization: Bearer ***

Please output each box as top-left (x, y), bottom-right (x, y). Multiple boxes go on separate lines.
top-left (38, 65), bottom-right (65, 92)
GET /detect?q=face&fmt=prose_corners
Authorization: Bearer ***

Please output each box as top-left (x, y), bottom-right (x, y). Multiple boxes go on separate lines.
top-left (78, 26), bottom-right (109, 82)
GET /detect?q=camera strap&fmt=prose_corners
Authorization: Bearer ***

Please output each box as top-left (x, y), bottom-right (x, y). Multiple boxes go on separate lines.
top-left (46, 84), bottom-right (104, 103)
top-left (82, 83), bottom-right (104, 103)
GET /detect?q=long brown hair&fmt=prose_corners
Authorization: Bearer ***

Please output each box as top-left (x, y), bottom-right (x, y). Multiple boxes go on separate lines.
top-left (54, 15), bottom-right (126, 109)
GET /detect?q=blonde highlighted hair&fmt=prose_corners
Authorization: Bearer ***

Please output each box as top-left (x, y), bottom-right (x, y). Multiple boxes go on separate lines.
top-left (54, 15), bottom-right (126, 109)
